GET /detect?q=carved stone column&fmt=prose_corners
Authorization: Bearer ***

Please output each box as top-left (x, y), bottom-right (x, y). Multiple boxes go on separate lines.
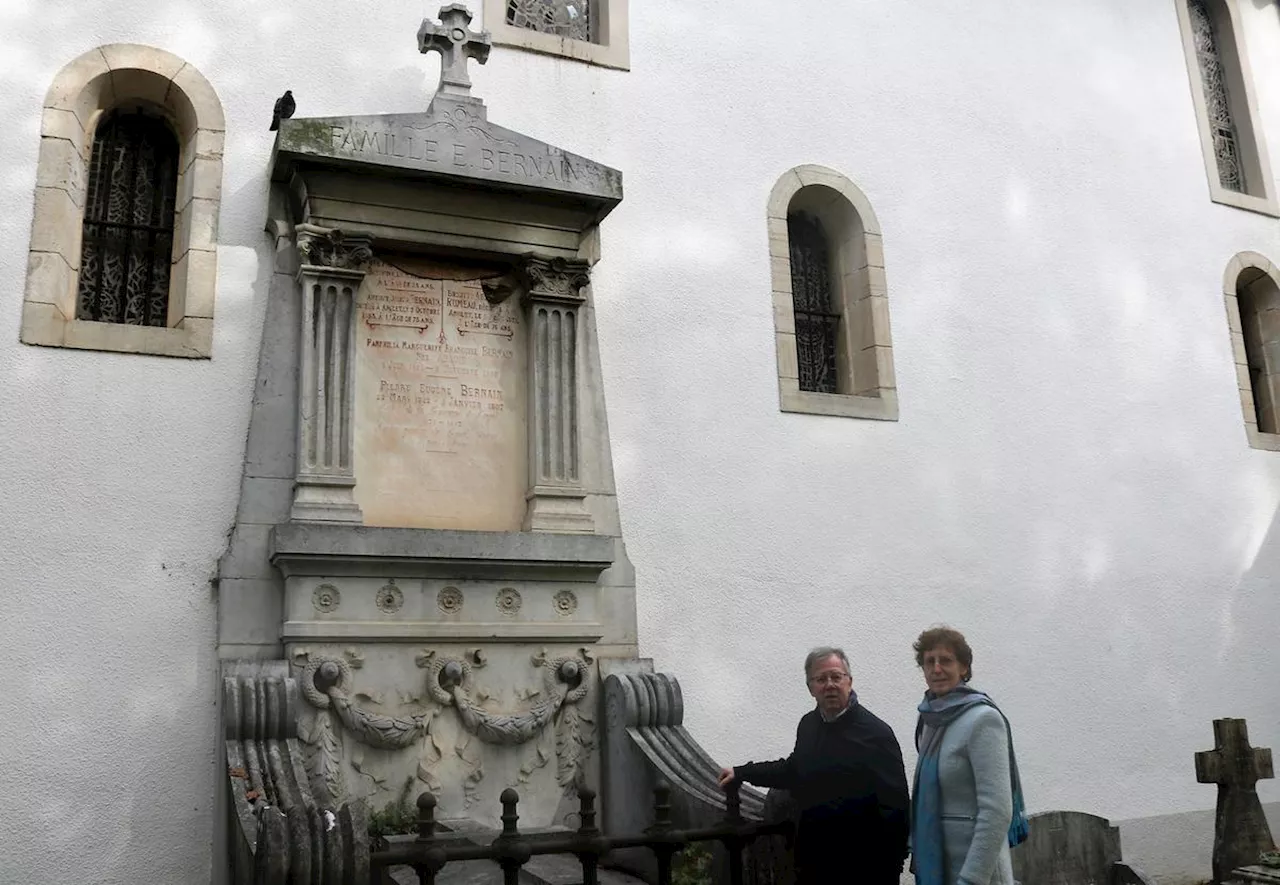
top-left (290, 224), bottom-right (372, 523)
top-left (521, 257), bottom-right (594, 533)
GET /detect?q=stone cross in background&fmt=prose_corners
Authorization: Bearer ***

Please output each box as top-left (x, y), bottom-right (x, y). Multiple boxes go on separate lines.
top-left (1196, 718), bottom-right (1276, 883)
top-left (418, 4), bottom-right (492, 98)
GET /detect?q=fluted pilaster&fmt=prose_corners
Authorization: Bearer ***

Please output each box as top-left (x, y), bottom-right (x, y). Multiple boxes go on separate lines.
top-left (522, 257), bottom-right (593, 533)
top-left (290, 224), bottom-right (372, 523)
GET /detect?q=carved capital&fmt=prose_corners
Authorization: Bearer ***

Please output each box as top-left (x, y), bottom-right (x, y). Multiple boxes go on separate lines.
top-left (296, 223), bottom-right (374, 271)
top-left (521, 256), bottom-right (591, 305)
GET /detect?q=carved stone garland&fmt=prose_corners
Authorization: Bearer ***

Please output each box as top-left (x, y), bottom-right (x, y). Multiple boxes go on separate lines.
top-left (294, 647), bottom-right (595, 808)
top-left (297, 656), bottom-right (429, 805)
top-left (421, 647), bottom-right (595, 797)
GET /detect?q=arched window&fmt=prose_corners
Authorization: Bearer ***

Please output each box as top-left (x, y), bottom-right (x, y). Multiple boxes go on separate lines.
top-left (21, 44), bottom-right (224, 358)
top-left (1177, 0), bottom-right (1277, 215)
top-left (1224, 254), bottom-right (1280, 448)
top-left (77, 110), bottom-right (180, 327)
top-left (768, 166), bottom-right (898, 420)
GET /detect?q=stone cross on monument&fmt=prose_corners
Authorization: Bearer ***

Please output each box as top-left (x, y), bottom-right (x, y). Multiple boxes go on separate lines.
top-left (417, 3), bottom-right (492, 99)
top-left (1195, 718), bottom-right (1276, 883)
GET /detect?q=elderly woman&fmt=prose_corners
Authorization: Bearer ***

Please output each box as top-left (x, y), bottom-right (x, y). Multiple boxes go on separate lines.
top-left (911, 626), bottom-right (1026, 885)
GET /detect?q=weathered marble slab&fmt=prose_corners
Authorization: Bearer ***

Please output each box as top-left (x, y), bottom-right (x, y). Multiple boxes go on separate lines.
top-left (274, 96), bottom-right (622, 209)
top-left (353, 257), bottom-right (527, 532)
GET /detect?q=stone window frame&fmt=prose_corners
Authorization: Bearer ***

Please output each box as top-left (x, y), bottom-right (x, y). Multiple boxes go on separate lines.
top-left (1224, 251), bottom-right (1280, 451)
top-left (482, 0), bottom-right (629, 70)
top-left (1174, 0), bottom-right (1279, 217)
top-left (21, 44), bottom-right (225, 358)
top-left (767, 165), bottom-right (898, 421)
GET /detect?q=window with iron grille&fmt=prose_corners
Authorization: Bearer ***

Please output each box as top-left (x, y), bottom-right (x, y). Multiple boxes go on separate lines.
top-left (506, 0), bottom-right (594, 42)
top-left (1187, 0), bottom-right (1245, 193)
top-left (787, 212), bottom-right (840, 395)
top-left (76, 110), bottom-right (180, 327)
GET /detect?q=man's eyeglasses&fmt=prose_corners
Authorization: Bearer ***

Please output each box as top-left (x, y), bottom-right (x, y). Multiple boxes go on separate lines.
top-left (808, 672), bottom-right (848, 686)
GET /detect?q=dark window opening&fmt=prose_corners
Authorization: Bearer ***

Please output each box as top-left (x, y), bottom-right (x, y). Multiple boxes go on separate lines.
top-left (76, 109), bottom-right (179, 326)
top-left (788, 211), bottom-right (840, 394)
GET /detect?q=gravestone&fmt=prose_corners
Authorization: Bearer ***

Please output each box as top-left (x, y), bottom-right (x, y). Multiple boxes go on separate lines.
top-left (1009, 811), bottom-right (1156, 885)
top-left (218, 5), bottom-right (759, 882)
top-left (1196, 718), bottom-right (1276, 883)
top-left (217, 4), bottom-right (636, 880)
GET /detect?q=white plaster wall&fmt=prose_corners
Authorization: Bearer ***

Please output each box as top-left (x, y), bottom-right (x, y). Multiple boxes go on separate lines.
top-left (0, 3), bottom-right (271, 882)
top-left (2, 0), bottom-right (1280, 882)
top-left (585, 1), bottom-right (1280, 875)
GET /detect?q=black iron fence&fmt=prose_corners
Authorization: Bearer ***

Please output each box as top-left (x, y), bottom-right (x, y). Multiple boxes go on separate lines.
top-left (371, 780), bottom-right (793, 885)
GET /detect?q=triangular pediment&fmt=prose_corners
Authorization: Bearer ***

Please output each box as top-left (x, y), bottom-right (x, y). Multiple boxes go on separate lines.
top-left (271, 96), bottom-right (622, 216)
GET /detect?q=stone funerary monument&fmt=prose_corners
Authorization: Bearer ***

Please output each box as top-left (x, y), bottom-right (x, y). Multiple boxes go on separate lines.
top-left (218, 6), bottom-right (747, 881)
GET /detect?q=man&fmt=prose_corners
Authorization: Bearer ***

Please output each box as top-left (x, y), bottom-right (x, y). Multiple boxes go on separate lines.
top-left (718, 647), bottom-right (910, 884)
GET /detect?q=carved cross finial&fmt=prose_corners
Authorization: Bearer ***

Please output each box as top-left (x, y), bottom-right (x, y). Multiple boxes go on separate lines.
top-left (417, 4), bottom-right (491, 99)
top-left (1195, 718), bottom-right (1276, 882)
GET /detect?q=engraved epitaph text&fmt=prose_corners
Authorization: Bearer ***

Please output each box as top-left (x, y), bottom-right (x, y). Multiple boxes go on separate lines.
top-left (353, 258), bottom-right (527, 530)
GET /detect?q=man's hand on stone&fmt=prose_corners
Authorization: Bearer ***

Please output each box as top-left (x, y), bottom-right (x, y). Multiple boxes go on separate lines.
top-left (717, 766), bottom-right (736, 788)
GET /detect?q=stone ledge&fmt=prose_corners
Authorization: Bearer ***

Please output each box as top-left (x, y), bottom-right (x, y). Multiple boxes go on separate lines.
top-left (269, 522), bottom-right (616, 580)
top-left (281, 619), bottom-right (604, 643)
top-left (779, 385), bottom-right (899, 421)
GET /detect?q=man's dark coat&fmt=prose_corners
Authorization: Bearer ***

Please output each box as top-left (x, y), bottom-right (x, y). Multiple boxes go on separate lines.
top-left (735, 697), bottom-right (910, 883)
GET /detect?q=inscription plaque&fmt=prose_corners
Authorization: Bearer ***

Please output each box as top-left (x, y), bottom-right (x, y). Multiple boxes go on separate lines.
top-left (353, 257), bottom-right (527, 530)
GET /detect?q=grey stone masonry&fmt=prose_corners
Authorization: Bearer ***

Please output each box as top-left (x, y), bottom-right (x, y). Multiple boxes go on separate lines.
top-left (271, 97), bottom-right (621, 214)
top-left (269, 522), bottom-right (615, 580)
top-left (214, 8), bottom-right (644, 873)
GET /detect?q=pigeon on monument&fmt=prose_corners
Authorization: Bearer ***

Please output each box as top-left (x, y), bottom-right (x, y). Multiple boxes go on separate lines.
top-left (270, 90), bottom-right (295, 131)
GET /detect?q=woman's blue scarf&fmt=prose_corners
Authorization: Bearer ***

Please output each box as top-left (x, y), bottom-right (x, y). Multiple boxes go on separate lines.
top-left (911, 685), bottom-right (1028, 885)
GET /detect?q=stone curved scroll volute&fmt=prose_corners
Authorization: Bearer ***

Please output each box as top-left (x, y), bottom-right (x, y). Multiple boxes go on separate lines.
top-left (222, 660), bottom-right (370, 885)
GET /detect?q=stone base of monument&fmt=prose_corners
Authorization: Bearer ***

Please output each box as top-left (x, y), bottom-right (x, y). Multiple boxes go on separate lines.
top-left (224, 655), bottom-right (797, 884)
top-left (1230, 866), bottom-right (1280, 883)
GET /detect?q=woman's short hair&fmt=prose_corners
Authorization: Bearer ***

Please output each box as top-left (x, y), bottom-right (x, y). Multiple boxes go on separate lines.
top-left (913, 626), bottom-right (974, 682)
